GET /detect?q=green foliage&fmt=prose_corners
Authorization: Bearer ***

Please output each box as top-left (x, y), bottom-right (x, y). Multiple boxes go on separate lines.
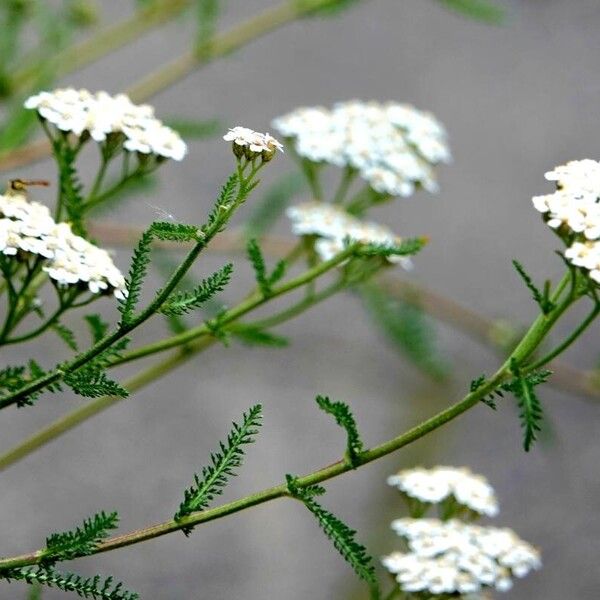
top-left (286, 475), bottom-right (377, 585)
top-left (231, 326), bottom-right (289, 347)
top-left (244, 172), bottom-right (305, 238)
top-left (119, 229), bottom-right (154, 325)
top-left (0, 361), bottom-right (61, 408)
top-left (175, 404), bottom-right (263, 534)
top-left (160, 263), bottom-right (233, 316)
top-left (84, 314), bottom-right (109, 344)
top-left (436, 0), bottom-right (505, 24)
top-left (356, 237), bottom-right (427, 260)
top-left (64, 339), bottom-right (130, 398)
top-left (65, 369), bottom-right (128, 399)
top-left (4, 566), bottom-right (138, 600)
top-left (512, 260), bottom-right (555, 314)
top-left (470, 374), bottom-right (497, 409)
top-left (163, 118), bottom-right (222, 140)
top-left (201, 173), bottom-right (240, 237)
top-left (51, 322), bottom-right (78, 351)
top-left (45, 511), bottom-right (119, 561)
top-left (315, 395), bottom-right (363, 466)
top-left (150, 221), bottom-right (199, 242)
top-left (56, 142), bottom-right (87, 236)
top-left (247, 239), bottom-right (287, 296)
top-left (361, 284), bottom-right (448, 380)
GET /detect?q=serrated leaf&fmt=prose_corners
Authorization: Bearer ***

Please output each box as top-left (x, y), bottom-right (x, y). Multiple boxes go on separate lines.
top-left (512, 260), bottom-right (554, 314)
top-left (149, 221), bottom-right (199, 242)
top-left (84, 314), bottom-right (109, 343)
top-left (46, 511), bottom-right (119, 561)
top-left (247, 239), bottom-right (270, 295)
top-left (286, 475), bottom-right (376, 585)
top-left (160, 263), bottom-right (233, 316)
top-left (119, 228), bottom-right (153, 324)
top-left (316, 395), bottom-right (363, 465)
top-left (65, 369), bottom-right (128, 399)
top-left (357, 237), bottom-right (427, 259)
top-left (51, 322), bottom-right (78, 351)
top-left (175, 405), bottom-right (262, 534)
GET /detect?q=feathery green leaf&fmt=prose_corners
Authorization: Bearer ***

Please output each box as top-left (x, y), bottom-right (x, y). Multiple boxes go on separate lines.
top-left (357, 237), bottom-right (427, 260)
top-left (160, 263), bottom-right (233, 316)
top-left (231, 326), bottom-right (289, 347)
top-left (56, 142), bottom-right (86, 236)
top-left (65, 369), bottom-right (128, 399)
top-left (4, 566), bottom-right (138, 600)
top-left (286, 475), bottom-right (376, 585)
top-left (119, 228), bottom-right (153, 324)
top-left (45, 511), bottom-right (119, 561)
top-left (51, 322), bottom-right (78, 351)
top-left (512, 260), bottom-right (554, 314)
top-left (149, 221), bottom-right (199, 242)
top-left (84, 314), bottom-right (109, 344)
top-left (175, 404), bottom-right (263, 534)
top-left (247, 239), bottom-right (270, 295)
top-left (316, 396), bottom-right (363, 466)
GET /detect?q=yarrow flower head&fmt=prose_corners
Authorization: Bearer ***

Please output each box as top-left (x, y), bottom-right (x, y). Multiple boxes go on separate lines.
top-left (286, 201), bottom-right (412, 268)
top-left (0, 191), bottom-right (126, 299)
top-left (24, 88), bottom-right (187, 161)
top-left (533, 159), bottom-right (600, 283)
top-left (387, 466), bottom-right (499, 517)
top-left (223, 126), bottom-right (283, 162)
top-left (383, 518), bottom-right (541, 595)
top-left (272, 100), bottom-right (450, 198)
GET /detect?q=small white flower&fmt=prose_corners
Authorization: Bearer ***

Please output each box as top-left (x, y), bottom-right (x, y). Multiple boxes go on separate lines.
top-left (387, 466), bottom-right (499, 516)
top-left (384, 518), bottom-right (540, 595)
top-left (0, 192), bottom-right (127, 299)
top-left (223, 127), bottom-right (283, 159)
top-left (272, 100), bottom-right (450, 198)
top-left (25, 88), bottom-right (187, 161)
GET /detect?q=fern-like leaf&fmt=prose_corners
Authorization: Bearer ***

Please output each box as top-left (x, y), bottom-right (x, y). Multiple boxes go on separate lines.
top-left (84, 314), bottom-right (109, 343)
top-left (316, 396), bottom-right (363, 466)
top-left (149, 221), bottom-right (199, 242)
top-left (247, 239), bottom-right (270, 295)
top-left (45, 511), bottom-right (119, 561)
top-left (3, 566), bottom-right (138, 600)
top-left (174, 404), bottom-right (263, 534)
top-left (65, 369), bottom-right (128, 399)
top-left (51, 322), bottom-right (78, 351)
top-left (357, 237), bottom-right (427, 259)
top-left (512, 260), bottom-right (554, 314)
top-left (201, 173), bottom-right (238, 236)
top-left (231, 326), bottom-right (289, 347)
top-left (286, 475), bottom-right (376, 585)
top-left (160, 263), bottom-right (233, 316)
top-left (56, 143), bottom-right (86, 236)
top-left (119, 228), bottom-right (153, 324)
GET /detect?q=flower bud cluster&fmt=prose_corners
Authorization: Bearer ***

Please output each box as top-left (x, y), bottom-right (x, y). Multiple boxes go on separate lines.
top-left (383, 519), bottom-right (541, 595)
top-left (387, 466), bottom-right (499, 516)
top-left (25, 88), bottom-right (187, 161)
top-left (272, 100), bottom-right (450, 198)
top-left (223, 127), bottom-right (283, 162)
top-left (286, 201), bottom-right (412, 268)
top-left (533, 159), bottom-right (600, 283)
top-left (0, 192), bottom-right (126, 299)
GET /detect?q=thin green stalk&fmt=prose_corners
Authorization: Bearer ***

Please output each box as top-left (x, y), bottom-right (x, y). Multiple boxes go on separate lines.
top-left (0, 271), bottom-right (579, 570)
top-left (528, 302), bottom-right (600, 372)
top-left (0, 171), bottom-right (254, 410)
top-left (112, 242), bottom-right (360, 365)
top-left (332, 166), bottom-right (356, 204)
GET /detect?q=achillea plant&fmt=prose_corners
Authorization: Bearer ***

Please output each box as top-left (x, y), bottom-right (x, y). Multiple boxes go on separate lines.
top-left (0, 1), bottom-right (596, 599)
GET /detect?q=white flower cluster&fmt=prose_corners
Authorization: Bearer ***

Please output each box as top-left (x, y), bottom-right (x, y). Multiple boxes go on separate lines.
top-left (0, 193), bottom-right (126, 299)
top-left (286, 202), bottom-right (412, 268)
top-left (223, 126), bottom-right (283, 159)
top-left (383, 518), bottom-right (541, 595)
top-left (25, 88), bottom-right (187, 161)
top-left (533, 159), bottom-right (600, 283)
top-left (272, 100), bottom-right (450, 197)
top-left (387, 466), bottom-right (499, 516)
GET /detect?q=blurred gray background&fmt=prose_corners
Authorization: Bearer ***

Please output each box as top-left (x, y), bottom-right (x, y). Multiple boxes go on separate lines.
top-left (2, 0), bottom-right (600, 598)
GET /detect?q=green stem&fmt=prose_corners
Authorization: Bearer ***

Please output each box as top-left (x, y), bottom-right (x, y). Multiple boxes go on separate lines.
top-left (0, 170), bottom-right (255, 410)
top-left (528, 302), bottom-right (600, 372)
top-left (332, 166), bottom-right (356, 204)
top-left (0, 270), bottom-right (582, 570)
top-left (112, 243), bottom-right (359, 365)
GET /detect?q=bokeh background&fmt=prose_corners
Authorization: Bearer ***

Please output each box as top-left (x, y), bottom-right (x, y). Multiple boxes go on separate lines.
top-left (2, 0), bottom-right (600, 598)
